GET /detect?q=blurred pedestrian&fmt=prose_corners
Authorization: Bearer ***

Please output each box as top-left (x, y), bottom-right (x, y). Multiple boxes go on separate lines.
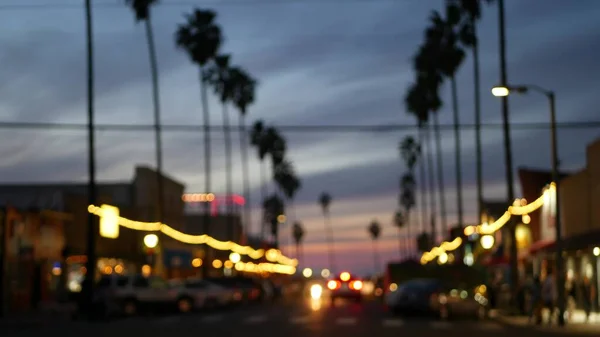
top-left (581, 276), bottom-right (595, 323)
top-left (529, 275), bottom-right (542, 324)
top-left (541, 270), bottom-right (556, 325)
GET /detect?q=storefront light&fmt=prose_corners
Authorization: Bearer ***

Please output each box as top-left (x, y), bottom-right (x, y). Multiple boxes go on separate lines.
top-left (593, 247), bottom-right (600, 257)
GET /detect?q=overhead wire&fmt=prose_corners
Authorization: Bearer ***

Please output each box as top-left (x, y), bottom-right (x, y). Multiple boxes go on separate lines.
top-left (0, 121), bottom-right (598, 132)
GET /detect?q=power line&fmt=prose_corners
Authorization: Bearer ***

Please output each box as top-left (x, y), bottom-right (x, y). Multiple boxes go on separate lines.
top-left (0, 0), bottom-right (397, 10)
top-left (1, 121), bottom-right (599, 132)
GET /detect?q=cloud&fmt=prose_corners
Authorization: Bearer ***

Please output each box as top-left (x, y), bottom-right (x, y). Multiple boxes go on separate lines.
top-left (1, 0), bottom-right (600, 273)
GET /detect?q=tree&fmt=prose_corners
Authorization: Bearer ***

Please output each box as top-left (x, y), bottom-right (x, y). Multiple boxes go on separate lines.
top-left (205, 54), bottom-right (236, 238)
top-left (250, 120), bottom-right (272, 239)
top-left (399, 135), bottom-right (421, 257)
top-left (392, 210), bottom-right (405, 258)
top-left (229, 67), bottom-right (257, 239)
top-left (292, 222), bottom-right (305, 263)
top-left (427, 6), bottom-right (467, 232)
top-left (274, 159), bottom-right (301, 251)
top-left (405, 81), bottom-right (440, 246)
top-left (125, 0), bottom-right (165, 224)
top-left (263, 194), bottom-right (285, 247)
top-left (175, 8), bottom-right (222, 225)
top-left (368, 220), bottom-right (381, 273)
top-left (318, 192), bottom-right (336, 272)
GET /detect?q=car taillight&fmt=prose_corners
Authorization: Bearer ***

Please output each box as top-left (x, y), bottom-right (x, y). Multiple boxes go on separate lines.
top-left (350, 280), bottom-right (363, 290)
top-left (327, 280), bottom-right (340, 290)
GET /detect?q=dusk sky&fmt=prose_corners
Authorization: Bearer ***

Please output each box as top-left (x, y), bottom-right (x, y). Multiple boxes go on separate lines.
top-left (1, 0), bottom-right (600, 275)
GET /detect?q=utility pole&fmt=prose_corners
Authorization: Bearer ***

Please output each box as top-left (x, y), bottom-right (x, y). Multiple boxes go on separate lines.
top-left (83, 0), bottom-right (97, 318)
top-left (498, 0), bottom-right (519, 308)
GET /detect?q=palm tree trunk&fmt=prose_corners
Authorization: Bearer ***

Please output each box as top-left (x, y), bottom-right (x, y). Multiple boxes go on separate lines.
top-left (325, 211), bottom-right (336, 272)
top-left (83, 0), bottom-right (97, 316)
top-left (144, 15), bottom-right (164, 226)
top-left (472, 21), bottom-right (484, 223)
top-left (451, 77), bottom-right (464, 229)
top-left (260, 160), bottom-right (267, 241)
top-left (222, 103), bottom-right (233, 240)
top-left (199, 66), bottom-right (212, 277)
top-left (397, 226), bottom-right (403, 259)
top-left (433, 114), bottom-right (448, 239)
top-left (425, 124), bottom-right (438, 246)
top-left (417, 127), bottom-right (428, 239)
top-left (238, 115), bottom-right (252, 238)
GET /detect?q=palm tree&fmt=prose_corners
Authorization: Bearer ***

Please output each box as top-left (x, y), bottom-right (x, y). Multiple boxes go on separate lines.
top-left (399, 135), bottom-right (421, 255)
top-left (263, 194), bottom-right (285, 247)
top-left (125, 0), bottom-right (165, 223)
top-left (250, 121), bottom-right (271, 238)
top-left (368, 220), bottom-right (381, 273)
top-left (274, 159), bottom-right (301, 251)
top-left (205, 54), bottom-right (236, 238)
top-left (318, 192), bottom-right (336, 272)
top-left (230, 67), bottom-right (257, 236)
top-left (428, 7), bottom-right (467, 231)
top-left (175, 9), bottom-right (222, 223)
top-left (392, 210), bottom-right (405, 258)
top-left (405, 82), bottom-right (440, 245)
top-left (292, 222), bottom-right (305, 263)
top-left (413, 41), bottom-right (447, 241)
top-left (451, 0), bottom-right (495, 226)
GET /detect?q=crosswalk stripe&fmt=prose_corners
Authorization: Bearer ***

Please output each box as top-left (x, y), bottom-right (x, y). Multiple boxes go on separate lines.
top-left (201, 315), bottom-right (224, 323)
top-left (382, 318), bottom-right (404, 327)
top-left (245, 315), bottom-right (268, 324)
top-left (335, 317), bottom-right (357, 325)
top-left (431, 321), bottom-right (452, 329)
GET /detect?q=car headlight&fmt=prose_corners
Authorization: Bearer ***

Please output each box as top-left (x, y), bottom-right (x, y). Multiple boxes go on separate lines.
top-left (310, 284), bottom-right (323, 299)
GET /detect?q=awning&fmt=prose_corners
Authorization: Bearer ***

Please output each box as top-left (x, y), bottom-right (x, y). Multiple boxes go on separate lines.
top-left (529, 240), bottom-right (555, 255)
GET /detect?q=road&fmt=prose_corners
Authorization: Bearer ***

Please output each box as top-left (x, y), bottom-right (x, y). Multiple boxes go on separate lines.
top-left (4, 297), bottom-right (590, 337)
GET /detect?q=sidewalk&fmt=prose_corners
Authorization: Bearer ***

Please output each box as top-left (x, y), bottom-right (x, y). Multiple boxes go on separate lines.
top-left (0, 302), bottom-right (76, 331)
top-left (494, 310), bottom-right (600, 335)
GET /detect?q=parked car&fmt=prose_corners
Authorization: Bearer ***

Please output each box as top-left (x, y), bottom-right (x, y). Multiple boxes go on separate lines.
top-left (385, 278), bottom-right (488, 319)
top-left (177, 278), bottom-right (235, 311)
top-left (93, 274), bottom-right (181, 316)
top-left (205, 277), bottom-right (262, 304)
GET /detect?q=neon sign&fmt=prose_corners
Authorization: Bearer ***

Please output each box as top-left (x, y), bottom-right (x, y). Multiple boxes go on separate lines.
top-left (182, 193), bottom-right (246, 216)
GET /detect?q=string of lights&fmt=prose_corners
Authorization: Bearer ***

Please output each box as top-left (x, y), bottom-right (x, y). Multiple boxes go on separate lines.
top-left (1, 121), bottom-right (599, 132)
top-left (420, 183), bottom-right (554, 264)
top-left (88, 204), bottom-right (298, 270)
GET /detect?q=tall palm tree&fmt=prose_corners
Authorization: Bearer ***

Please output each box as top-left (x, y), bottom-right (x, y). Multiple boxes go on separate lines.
top-left (230, 67), bottom-right (256, 236)
top-left (318, 192), bottom-right (336, 272)
top-left (292, 222), bottom-right (305, 263)
top-left (250, 121), bottom-right (271, 239)
top-left (451, 0), bottom-right (496, 227)
top-left (392, 210), bottom-right (405, 258)
top-left (175, 9), bottom-right (222, 223)
top-left (405, 82), bottom-right (440, 245)
top-left (274, 159), bottom-right (301, 252)
top-left (205, 54), bottom-right (236, 238)
top-left (125, 0), bottom-right (164, 223)
top-left (368, 220), bottom-right (381, 273)
top-left (413, 42), bottom-right (447, 240)
top-left (263, 194), bottom-right (285, 247)
top-left (399, 135), bottom-right (421, 255)
top-left (428, 7), bottom-right (467, 231)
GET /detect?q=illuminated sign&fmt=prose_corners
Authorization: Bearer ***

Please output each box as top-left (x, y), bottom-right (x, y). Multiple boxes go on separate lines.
top-left (99, 204), bottom-right (120, 239)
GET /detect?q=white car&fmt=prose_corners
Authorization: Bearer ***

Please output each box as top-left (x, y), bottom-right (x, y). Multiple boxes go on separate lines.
top-left (177, 279), bottom-right (235, 311)
top-left (94, 274), bottom-right (180, 316)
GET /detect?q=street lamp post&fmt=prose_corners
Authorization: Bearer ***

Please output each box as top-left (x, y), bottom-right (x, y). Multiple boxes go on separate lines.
top-left (492, 84), bottom-right (565, 326)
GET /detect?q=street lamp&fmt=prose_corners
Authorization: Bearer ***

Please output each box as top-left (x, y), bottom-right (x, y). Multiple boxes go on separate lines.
top-left (491, 84), bottom-right (564, 325)
top-left (143, 234), bottom-right (159, 248)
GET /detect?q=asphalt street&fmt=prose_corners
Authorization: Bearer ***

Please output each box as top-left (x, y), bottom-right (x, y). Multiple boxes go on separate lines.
top-left (4, 297), bottom-right (591, 337)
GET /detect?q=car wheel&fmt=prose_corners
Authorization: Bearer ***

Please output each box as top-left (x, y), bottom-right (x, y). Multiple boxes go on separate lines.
top-left (178, 297), bottom-right (194, 314)
top-left (122, 299), bottom-right (137, 316)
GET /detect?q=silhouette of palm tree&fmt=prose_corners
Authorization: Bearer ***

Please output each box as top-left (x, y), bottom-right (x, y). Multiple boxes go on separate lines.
top-left (274, 159), bottom-right (301, 252)
top-left (263, 194), bottom-right (285, 247)
top-left (368, 220), bottom-right (381, 273)
top-left (175, 8), bottom-right (222, 222)
top-left (229, 67), bottom-right (256, 236)
top-left (399, 136), bottom-right (421, 256)
top-left (125, 0), bottom-right (165, 223)
top-left (392, 210), bottom-right (405, 257)
top-left (205, 54), bottom-right (237, 237)
top-left (319, 192), bottom-right (335, 272)
top-left (292, 222), bottom-right (305, 263)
